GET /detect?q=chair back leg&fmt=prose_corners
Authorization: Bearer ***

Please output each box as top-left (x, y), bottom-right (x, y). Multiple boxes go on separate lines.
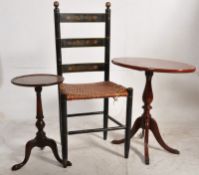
top-left (124, 88), bottom-right (133, 158)
top-left (103, 98), bottom-right (109, 140)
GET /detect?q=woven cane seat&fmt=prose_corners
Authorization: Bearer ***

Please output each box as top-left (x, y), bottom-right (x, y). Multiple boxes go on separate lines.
top-left (60, 81), bottom-right (128, 100)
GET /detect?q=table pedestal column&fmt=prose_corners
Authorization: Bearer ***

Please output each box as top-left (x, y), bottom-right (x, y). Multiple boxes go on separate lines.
top-left (112, 71), bottom-right (180, 164)
top-left (12, 86), bottom-right (62, 171)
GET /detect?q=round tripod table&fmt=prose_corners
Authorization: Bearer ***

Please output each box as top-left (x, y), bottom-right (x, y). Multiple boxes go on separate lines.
top-left (11, 74), bottom-right (71, 170)
top-left (111, 57), bottom-right (196, 164)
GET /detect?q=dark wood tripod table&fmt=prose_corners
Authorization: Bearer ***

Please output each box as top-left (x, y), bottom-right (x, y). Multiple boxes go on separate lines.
top-left (111, 57), bottom-right (196, 164)
top-left (11, 74), bottom-right (67, 170)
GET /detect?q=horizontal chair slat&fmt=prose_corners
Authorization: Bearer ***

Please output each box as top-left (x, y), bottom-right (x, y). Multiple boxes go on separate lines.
top-left (60, 13), bottom-right (106, 23)
top-left (62, 63), bottom-right (105, 73)
top-left (68, 126), bottom-right (126, 135)
top-left (67, 111), bottom-right (104, 117)
top-left (108, 115), bottom-right (124, 127)
top-left (61, 38), bottom-right (105, 48)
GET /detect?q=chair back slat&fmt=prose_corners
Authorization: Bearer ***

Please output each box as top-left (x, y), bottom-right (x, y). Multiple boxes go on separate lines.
top-left (54, 1), bottom-right (111, 78)
top-left (60, 13), bottom-right (106, 23)
top-left (62, 63), bottom-right (105, 73)
top-left (61, 38), bottom-right (105, 48)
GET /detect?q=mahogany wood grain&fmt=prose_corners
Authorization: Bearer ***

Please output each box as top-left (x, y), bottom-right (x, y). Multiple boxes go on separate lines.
top-left (112, 57), bottom-right (195, 164)
top-left (112, 57), bottom-right (196, 73)
top-left (11, 74), bottom-right (64, 87)
top-left (11, 74), bottom-right (70, 170)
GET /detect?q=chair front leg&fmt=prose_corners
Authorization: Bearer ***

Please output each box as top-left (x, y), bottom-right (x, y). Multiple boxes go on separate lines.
top-left (124, 88), bottom-right (133, 158)
top-left (60, 94), bottom-right (72, 167)
top-left (103, 98), bottom-right (109, 140)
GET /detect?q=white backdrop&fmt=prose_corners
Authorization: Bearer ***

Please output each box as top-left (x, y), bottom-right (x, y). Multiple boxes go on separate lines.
top-left (0, 0), bottom-right (199, 129)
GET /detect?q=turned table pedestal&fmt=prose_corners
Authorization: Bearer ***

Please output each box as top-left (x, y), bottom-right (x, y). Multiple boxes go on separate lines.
top-left (11, 74), bottom-right (70, 170)
top-left (111, 57), bottom-right (196, 164)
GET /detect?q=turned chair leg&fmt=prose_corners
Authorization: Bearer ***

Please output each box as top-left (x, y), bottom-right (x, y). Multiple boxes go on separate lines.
top-left (124, 88), bottom-right (133, 158)
top-left (60, 95), bottom-right (72, 168)
top-left (103, 98), bottom-right (109, 140)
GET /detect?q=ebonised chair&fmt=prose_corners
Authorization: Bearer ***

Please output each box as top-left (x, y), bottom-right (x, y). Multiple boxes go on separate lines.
top-left (54, 1), bottom-right (133, 167)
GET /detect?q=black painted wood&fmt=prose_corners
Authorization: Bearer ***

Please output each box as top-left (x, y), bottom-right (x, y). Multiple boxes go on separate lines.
top-left (61, 38), bottom-right (105, 48)
top-left (60, 13), bottom-right (106, 22)
top-left (68, 126), bottom-right (126, 135)
top-left (108, 115), bottom-right (124, 127)
top-left (54, 1), bottom-right (133, 165)
top-left (104, 3), bottom-right (111, 81)
top-left (67, 111), bottom-right (104, 117)
top-left (62, 63), bottom-right (105, 73)
top-left (54, 2), bottom-right (62, 76)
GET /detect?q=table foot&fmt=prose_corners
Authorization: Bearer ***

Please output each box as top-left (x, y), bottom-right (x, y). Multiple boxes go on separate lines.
top-left (111, 116), bottom-right (179, 164)
top-left (12, 139), bottom-right (36, 171)
top-left (111, 138), bottom-right (125, 144)
top-left (63, 160), bottom-right (72, 168)
top-left (112, 116), bottom-right (142, 144)
top-left (150, 117), bottom-right (180, 154)
top-left (12, 136), bottom-right (62, 171)
top-left (45, 137), bottom-right (62, 163)
top-left (145, 157), bottom-right (149, 165)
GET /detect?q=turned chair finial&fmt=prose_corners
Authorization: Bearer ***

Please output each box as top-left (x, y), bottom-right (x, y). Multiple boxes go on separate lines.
top-left (106, 2), bottom-right (111, 9)
top-left (54, 1), bottom-right (59, 8)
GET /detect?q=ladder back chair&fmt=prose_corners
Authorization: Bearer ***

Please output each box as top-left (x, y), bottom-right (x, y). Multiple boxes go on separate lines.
top-left (54, 1), bottom-right (133, 167)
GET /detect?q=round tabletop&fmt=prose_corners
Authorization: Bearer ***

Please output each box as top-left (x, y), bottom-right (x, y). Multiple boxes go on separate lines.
top-left (112, 57), bottom-right (196, 73)
top-left (11, 74), bottom-right (64, 87)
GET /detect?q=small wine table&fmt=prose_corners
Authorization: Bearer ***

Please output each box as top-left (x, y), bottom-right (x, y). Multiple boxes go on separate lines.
top-left (111, 57), bottom-right (196, 164)
top-left (11, 74), bottom-right (70, 170)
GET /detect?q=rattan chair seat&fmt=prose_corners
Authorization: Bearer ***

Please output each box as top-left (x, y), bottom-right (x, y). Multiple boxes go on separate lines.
top-left (60, 81), bottom-right (128, 100)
